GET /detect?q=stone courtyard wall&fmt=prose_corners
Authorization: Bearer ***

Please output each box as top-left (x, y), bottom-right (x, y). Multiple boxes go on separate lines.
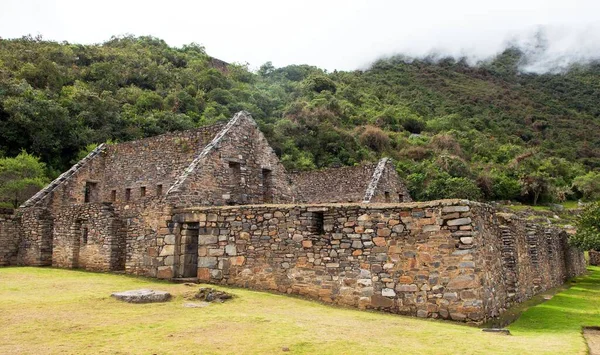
top-left (168, 200), bottom-right (585, 323)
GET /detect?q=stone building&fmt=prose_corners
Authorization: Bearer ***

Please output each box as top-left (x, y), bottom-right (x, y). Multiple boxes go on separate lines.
top-left (0, 111), bottom-right (586, 323)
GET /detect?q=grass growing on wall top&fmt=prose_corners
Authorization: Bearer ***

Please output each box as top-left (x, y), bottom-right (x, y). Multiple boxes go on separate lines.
top-left (0, 267), bottom-right (599, 354)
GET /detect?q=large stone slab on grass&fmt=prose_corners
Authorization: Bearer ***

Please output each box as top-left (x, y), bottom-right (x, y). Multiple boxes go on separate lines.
top-left (111, 289), bottom-right (171, 303)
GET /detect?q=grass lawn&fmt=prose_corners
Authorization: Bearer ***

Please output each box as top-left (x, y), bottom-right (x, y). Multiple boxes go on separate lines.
top-left (1, 267), bottom-right (599, 354)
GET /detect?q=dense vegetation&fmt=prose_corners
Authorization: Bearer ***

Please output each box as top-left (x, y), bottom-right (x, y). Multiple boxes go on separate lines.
top-left (570, 203), bottom-right (600, 250)
top-left (1, 35), bottom-right (600, 206)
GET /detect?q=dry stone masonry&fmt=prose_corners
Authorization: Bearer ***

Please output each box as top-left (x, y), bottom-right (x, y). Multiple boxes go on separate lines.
top-left (0, 111), bottom-right (586, 324)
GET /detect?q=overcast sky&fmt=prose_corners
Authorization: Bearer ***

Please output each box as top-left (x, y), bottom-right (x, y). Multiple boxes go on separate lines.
top-left (1, 0), bottom-right (599, 72)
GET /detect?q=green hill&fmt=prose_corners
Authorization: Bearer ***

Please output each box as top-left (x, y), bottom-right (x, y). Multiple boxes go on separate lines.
top-left (1, 35), bottom-right (599, 204)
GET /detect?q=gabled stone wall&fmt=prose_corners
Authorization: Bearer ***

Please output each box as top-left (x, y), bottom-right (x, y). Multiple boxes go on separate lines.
top-left (290, 159), bottom-right (411, 204)
top-left (168, 112), bottom-right (295, 206)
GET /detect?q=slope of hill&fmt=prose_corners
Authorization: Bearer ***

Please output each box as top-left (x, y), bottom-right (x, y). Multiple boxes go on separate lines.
top-left (1, 35), bottom-right (599, 203)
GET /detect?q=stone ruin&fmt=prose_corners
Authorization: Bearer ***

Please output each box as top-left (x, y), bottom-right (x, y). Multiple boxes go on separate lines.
top-left (0, 111), bottom-right (586, 323)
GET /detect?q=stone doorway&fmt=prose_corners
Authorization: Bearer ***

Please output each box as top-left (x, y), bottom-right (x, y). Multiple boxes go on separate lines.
top-left (176, 222), bottom-right (199, 278)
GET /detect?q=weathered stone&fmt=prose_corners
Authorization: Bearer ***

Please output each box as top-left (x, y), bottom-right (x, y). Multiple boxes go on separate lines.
top-left (164, 235), bottom-right (176, 245)
top-left (396, 284), bottom-right (418, 292)
top-left (447, 217), bottom-right (472, 226)
top-left (225, 244), bottom-right (237, 256)
top-left (371, 294), bottom-right (394, 308)
top-left (159, 245), bottom-right (174, 257)
top-left (392, 224), bottom-right (405, 233)
top-left (447, 275), bottom-right (478, 290)
top-left (460, 237), bottom-right (473, 244)
top-left (111, 289), bottom-right (171, 303)
top-left (442, 206), bottom-right (470, 213)
top-left (198, 257), bottom-right (218, 268)
top-left (382, 288), bottom-right (396, 297)
top-left (373, 237), bottom-right (387, 247)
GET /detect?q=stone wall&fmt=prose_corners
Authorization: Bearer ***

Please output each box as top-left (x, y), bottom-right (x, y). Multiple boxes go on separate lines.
top-left (470, 207), bottom-right (586, 318)
top-left (51, 203), bottom-right (124, 271)
top-left (163, 200), bottom-right (585, 323)
top-left (589, 250), bottom-right (600, 266)
top-left (290, 159), bottom-right (411, 204)
top-left (0, 208), bottom-right (20, 266)
top-left (18, 207), bottom-right (54, 266)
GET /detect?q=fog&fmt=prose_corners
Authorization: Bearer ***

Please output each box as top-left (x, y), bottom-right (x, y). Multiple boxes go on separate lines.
top-left (1, 0), bottom-right (599, 73)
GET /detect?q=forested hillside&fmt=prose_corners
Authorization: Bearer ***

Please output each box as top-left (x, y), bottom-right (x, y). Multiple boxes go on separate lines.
top-left (1, 35), bottom-right (600, 205)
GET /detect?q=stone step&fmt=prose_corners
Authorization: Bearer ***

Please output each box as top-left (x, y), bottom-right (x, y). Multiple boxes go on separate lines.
top-left (172, 277), bottom-right (199, 283)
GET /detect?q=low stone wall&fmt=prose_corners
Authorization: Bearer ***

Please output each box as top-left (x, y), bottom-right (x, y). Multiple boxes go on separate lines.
top-left (167, 200), bottom-right (586, 323)
top-left (0, 209), bottom-right (20, 266)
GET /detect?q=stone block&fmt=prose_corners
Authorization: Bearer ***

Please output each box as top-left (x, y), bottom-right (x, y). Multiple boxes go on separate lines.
top-left (159, 245), bottom-right (174, 257)
top-left (392, 224), bottom-right (405, 233)
top-left (422, 225), bottom-right (441, 233)
top-left (164, 235), bottom-right (176, 245)
top-left (225, 244), bottom-right (237, 256)
top-left (371, 294), bottom-right (394, 308)
top-left (157, 266), bottom-right (172, 279)
top-left (377, 228), bottom-right (391, 237)
top-left (460, 237), bottom-right (473, 244)
top-left (382, 288), bottom-right (396, 297)
top-left (198, 257), bottom-right (218, 268)
top-left (373, 237), bottom-right (387, 247)
top-left (230, 256), bottom-right (245, 266)
top-left (396, 284), bottom-right (418, 292)
top-left (446, 217), bottom-right (472, 226)
top-left (447, 275), bottom-right (478, 290)
top-left (198, 235), bottom-right (218, 245)
top-left (442, 206), bottom-right (470, 213)
top-left (208, 248), bottom-right (224, 256)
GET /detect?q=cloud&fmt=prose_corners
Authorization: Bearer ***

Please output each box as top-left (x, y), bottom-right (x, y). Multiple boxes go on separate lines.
top-left (1, 0), bottom-right (600, 74)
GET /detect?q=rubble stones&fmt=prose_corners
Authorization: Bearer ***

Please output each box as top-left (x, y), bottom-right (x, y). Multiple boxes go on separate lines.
top-left (192, 287), bottom-right (233, 303)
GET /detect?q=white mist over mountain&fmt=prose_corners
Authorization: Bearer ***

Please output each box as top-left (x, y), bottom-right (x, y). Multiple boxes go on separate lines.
top-left (1, 0), bottom-right (599, 74)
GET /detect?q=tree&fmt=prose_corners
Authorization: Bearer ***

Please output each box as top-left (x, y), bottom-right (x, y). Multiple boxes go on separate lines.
top-left (573, 171), bottom-right (600, 201)
top-left (569, 202), bottom-right (600, 251)
top-left (520, 172), bottom-right (550, 205)
top-left (0, 151), bottom-right (49, 208)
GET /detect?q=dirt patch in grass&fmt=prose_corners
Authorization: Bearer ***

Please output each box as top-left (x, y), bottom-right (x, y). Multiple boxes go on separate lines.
top-left (584, 327), bottom-right (600, 355)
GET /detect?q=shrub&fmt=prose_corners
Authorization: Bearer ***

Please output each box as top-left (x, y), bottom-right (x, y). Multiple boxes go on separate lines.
top-left (359, 126), bottom-right (390, 152)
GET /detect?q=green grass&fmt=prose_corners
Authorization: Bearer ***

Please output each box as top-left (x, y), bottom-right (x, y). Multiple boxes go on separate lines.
top-left (0, 267), bottom-right (599, 354)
